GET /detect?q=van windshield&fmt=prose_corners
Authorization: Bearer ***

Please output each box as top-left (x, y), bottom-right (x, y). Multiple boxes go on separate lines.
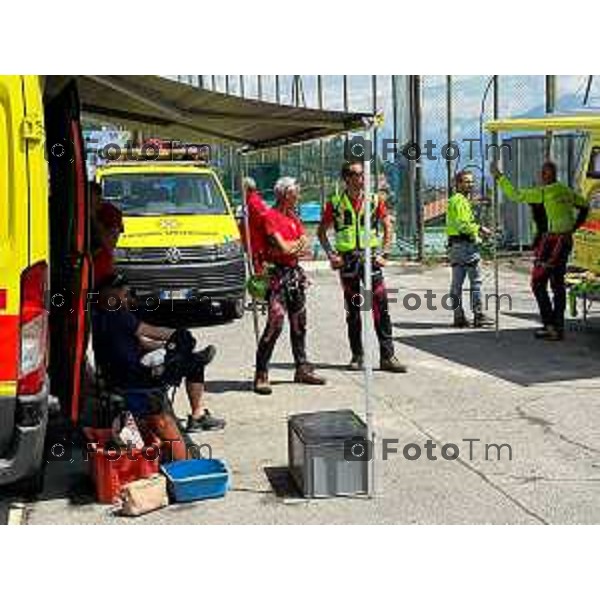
top-left (101, 173), bottom-right (228, 216)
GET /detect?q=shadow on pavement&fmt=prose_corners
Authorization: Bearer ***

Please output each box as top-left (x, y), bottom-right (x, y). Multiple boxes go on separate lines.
top-left (208, 380), bottom-right (253, 394)
top-left (393, 321), bottom-right (454, 330)
top-left (264, 466), bottom-right (303, 499)
top-left (269, 362), bottom-right (353, 372)
top-left (398, 326), bottom-right (600, 386)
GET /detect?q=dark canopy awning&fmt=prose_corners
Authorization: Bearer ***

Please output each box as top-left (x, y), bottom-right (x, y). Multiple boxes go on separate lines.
top-left (46, 75), bottom-right (372, 150)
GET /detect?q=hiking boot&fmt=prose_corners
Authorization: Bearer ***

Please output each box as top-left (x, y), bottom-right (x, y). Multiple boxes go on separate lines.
top-left (473, 313), bottom-right (494, 328)
top-left (187, 409), bottom-right (226, 432)
top-left (348, 355), bottom-right (364, 371)
top-left (196, 344), bottom-right (217, 366)
top-left (294, 364), bottom-right (326, 385)
top-left (253, 371), bottom-right (272, 395)
top-left (535, 325), bottom-right (564, 341)
top-left (380, 356), bottom-right (408, 373)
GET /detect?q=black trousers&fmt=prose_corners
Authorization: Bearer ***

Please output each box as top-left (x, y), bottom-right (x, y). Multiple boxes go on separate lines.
top-left (256, 265), bottom-right (308, 373)
top-left (530, 233), bottom-right (572, 330)
top-left (339, 253), bottom-right (395, 360)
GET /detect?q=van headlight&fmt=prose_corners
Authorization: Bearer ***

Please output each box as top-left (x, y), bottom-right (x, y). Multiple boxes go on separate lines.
top-left (218, 240), bottom-right (242, 259)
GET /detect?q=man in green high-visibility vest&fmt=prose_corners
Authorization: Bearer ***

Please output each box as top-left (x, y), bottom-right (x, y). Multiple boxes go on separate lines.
top-left (491, 161), bottom-right (589, 341)
top-left (317, 160), bottom-right (407, 373)
top-left (446, 170), bottom-right (494, 328)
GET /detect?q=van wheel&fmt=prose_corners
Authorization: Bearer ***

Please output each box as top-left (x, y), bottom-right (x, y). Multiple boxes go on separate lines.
top-left (222, 298), bottom-right (245, 320)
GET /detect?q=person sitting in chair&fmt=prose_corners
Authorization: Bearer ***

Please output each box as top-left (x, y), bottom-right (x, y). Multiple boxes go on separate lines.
top-left (91, 273), bottom-right (225, 433)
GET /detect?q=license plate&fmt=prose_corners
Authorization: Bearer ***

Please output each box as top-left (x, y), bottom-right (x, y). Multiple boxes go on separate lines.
top-left (160, 289), bottom-right (191, 301)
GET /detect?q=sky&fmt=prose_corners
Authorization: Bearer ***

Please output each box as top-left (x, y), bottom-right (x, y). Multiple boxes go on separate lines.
top-left (172, 75), bottom-right (599, 116)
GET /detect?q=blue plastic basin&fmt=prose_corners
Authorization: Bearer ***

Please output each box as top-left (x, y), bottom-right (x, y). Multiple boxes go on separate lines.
top-left (161, 459), bottom-right (230, 502)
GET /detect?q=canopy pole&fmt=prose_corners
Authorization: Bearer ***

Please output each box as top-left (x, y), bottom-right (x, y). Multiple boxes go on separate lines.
top-left (492, 76), bottom-right (500, 341)
top-left (238, 150), bottom-right (261, 344)
top-left (362, 118), bottom-right (376, 498)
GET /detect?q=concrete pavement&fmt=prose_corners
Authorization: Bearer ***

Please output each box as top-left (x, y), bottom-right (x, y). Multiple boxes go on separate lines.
top-left (8, 261), bottom-right (600, 524)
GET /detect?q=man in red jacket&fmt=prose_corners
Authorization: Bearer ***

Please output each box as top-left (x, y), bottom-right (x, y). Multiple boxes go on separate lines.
top-left (241, 177), bottom-right (270, 274)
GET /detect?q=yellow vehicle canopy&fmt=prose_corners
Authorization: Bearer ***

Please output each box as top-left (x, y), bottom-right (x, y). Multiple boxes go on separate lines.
top-left (486, 112), bottom-right (600, 133)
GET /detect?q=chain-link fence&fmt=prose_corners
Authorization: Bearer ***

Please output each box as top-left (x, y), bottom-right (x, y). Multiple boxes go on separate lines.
top-left (166, 75), bottom-right (599, 259)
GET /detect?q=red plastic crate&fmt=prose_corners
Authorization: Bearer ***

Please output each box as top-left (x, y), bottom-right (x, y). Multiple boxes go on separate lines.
top-left (83, 427), bottom-right (161, 504)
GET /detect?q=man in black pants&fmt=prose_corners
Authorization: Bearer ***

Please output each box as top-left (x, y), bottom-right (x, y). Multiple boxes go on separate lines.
top-left (492, 161), bottom-right (589, 340)
top-left (92, 274), bottom-right (225, 432)
top-left (317, 160), bottom-right (406, 372)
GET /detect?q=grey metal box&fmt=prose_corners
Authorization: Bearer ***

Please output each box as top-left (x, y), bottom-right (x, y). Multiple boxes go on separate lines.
top-left (287, 410), bottom-right (368, 498)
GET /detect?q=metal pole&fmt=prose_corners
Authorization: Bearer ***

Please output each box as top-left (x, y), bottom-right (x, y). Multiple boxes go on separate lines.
top-left (258, 76), bottom-right (265, 164)
top-left (229, 146), bottom-right (235, 205)
top-left (516, 138), bottom-right (523, 252)
top-left (317, 75), bottom-right (326, 208)
top-left (392, 75), bottom-right (398, 149)
top-left (412, 76), bottom-right (424, 262)
top-left (294, 77), bottom-right (304, 185)
top-left (240, 75), bottom-right (245, 98)
top-left (545, 75), bottom-right (556, 159)
top-left (584, 76), bottom-right (594, 106)
top-left (446, 75), bottom-right (453, 195)
top-left (198, 76), bottom-right (204, 89)
top-left (362, 120), bottom-right (375, 498)
top-left (407, 77), bottom-right (417, 257)
top-left (567, 135), bottom-right (575, 188)
top-left (211, 75), bottom-right (216, 91)
top-left (492, 75), bottom-right (500, 340)
top-left (342, 75), bottom-right (349, 111)
top-left (276, 76), bottom-right (282, 171)
top-left (372, 75), bottom-right (379, 186)
top-left (343, 75), bottom-right (349, 143)
top-left (239, 151), bottom-right (260, 344)
top-left (225, 75), bottom-right (230, 95)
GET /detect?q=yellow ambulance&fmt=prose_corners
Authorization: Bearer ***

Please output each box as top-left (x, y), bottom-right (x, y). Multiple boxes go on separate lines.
top-left (0, 75), bottom-right (92, 492)
top-left (96, 153), bottom-right (246, 319)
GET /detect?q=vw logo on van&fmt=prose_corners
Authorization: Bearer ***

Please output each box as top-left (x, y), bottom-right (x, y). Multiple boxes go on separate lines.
top-left (165, 247), bottom-right (182, 264)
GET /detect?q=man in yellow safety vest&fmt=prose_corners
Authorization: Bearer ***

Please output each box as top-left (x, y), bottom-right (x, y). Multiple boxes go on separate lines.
top-left (491, 161), bottom-right (589, 340)
top-left (446, 170), bottom-right (494, 328)
top-left (317, 160), bottom-right (407, 373)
